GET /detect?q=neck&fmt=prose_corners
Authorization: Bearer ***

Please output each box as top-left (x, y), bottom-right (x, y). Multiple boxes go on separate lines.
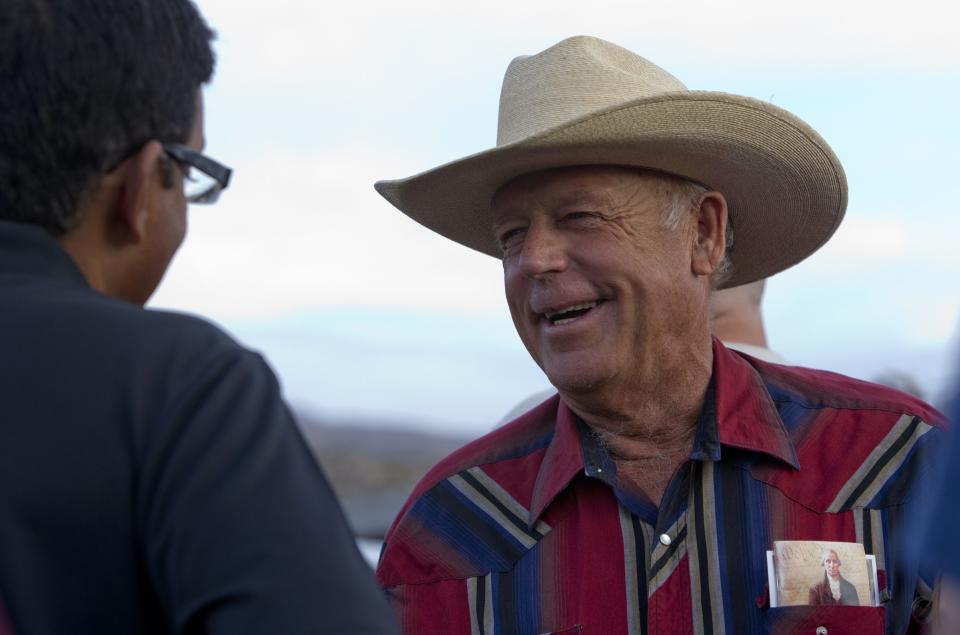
top-left (57, 231), bottom-right (109, 294)
top-left (561, 331), bottom-right (714, 503)
top-left (56, 222), bottom-right (149, 306)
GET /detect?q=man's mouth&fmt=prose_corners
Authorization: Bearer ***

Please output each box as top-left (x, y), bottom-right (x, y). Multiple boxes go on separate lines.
top-left (543, 301), bottom-right (600, 326)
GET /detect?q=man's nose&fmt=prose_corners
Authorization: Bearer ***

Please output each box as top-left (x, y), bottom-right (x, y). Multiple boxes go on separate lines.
top-left (519, 221), bottom-right (568, 278)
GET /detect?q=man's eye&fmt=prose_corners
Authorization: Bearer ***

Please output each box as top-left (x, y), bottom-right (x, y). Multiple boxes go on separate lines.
top-left (561, 211), bottom-right (597, 223)
top-left (497, 227), bottom-right (525, 250)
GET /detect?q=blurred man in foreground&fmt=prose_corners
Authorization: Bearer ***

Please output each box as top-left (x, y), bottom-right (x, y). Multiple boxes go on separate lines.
top-left (374, 36), bottom-right (944, 633)
top-left (916, 374), bottom-right (960, 633)
top-left (0, 1), bottom-right (395, 632)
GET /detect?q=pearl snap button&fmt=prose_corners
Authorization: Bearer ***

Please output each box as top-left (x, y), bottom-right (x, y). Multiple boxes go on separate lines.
top-left (659, 533), bottom-right (672, 546)
top-left (816, 627), bottom-right (828, 635)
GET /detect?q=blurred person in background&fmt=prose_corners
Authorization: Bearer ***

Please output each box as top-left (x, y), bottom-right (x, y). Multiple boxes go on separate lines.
top-left (373, 36), bottom-right (945, 634)
top-left (872, 370), bottom-right (927, 401)
top-left (0, 1), bottom-right (395, 633)
top-left (709, 278), bottom-right (786, 364)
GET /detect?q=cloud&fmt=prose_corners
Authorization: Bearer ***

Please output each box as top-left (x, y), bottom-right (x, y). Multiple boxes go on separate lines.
top-left (150, 146), bottom-right (508, 320)
top-left (815, 216), bottom-right (910, 262)
top-left (801, 210), bottom-right (957, 270)
top-left (195, 0), bottom-right (960, 92)
top-left (226, 307), bottom-right (548, 432)
top-left (152, 0), bottom-right (958, 404)
top-left (66, 0), bottom-right (949, 438)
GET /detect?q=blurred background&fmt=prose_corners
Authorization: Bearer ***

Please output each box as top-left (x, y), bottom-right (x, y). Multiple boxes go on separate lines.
top-left (151, 0), bottom-right (960, 557)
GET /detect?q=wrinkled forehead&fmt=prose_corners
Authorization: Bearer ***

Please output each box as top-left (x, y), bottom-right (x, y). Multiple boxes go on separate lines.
top-left (490, 164), bottom-right (672, 218)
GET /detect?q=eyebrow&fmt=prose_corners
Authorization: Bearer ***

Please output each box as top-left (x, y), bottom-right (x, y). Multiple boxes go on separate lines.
top-left (492, 188), bottom-right (606, 218)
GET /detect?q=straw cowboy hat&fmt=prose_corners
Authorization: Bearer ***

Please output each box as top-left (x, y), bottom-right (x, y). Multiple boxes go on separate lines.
top-left (375, 36), bottom-right (847, 288)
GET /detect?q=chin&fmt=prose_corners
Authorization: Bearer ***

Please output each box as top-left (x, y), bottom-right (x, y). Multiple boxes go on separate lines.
top-left (543, 361), bottom-right (609, 395)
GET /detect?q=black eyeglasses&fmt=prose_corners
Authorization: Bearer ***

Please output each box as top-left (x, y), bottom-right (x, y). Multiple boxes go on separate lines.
top-left (162, 143), bottom-right (232, 204)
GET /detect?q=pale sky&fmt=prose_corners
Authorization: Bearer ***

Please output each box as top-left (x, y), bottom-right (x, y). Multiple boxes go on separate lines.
top-left (150, 0), bottom-right (960, 433)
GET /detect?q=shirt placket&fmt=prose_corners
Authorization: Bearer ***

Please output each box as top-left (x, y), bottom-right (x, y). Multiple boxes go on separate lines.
top-left (645, 462), bottom-right (694, 635)
top-left (578, 420), bottom-right (701, 635)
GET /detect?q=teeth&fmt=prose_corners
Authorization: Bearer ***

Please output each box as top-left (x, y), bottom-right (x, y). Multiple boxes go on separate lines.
top-left (545, 301), bottom-right (598, 321)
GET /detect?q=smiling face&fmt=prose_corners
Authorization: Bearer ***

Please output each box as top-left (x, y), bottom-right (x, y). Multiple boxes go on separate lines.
top-left (492, 165), bottom-right (715, 396)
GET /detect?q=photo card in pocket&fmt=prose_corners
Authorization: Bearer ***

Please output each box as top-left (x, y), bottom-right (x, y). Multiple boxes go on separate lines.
top-left (766, 540), bottom-right (877, 608)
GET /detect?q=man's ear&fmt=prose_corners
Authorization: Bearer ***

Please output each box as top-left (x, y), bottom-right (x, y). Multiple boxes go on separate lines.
top-left (690, 191), bottom-right (728, 277)
top-left (112, 141), bottom-right (165, 245)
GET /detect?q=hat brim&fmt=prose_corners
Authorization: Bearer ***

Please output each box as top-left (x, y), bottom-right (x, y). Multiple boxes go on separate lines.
top-left (375, 91), bottom-right (846, 289)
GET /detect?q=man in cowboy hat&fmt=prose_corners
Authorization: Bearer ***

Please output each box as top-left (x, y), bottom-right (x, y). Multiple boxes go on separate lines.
top-left (374, 36), bottom-right (944, 634)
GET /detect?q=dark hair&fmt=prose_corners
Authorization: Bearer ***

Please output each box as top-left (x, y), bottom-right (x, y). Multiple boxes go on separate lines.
top-left (0, 0), bottom-right (215, 233)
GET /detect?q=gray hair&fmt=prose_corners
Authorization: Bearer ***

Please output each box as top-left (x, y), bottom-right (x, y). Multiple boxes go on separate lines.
top-left (658, 176), bottom-right (735, 288)
top-left (821, 549), bottom-right (841, 566)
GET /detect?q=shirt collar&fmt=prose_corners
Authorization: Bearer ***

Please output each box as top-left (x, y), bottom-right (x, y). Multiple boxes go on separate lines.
top-left (0, 220), bottom-right (89, 287)
top-left (528, 400), bottom-right (585, 528)
top-left (711, 337), bottom-right (799, 470)
top-left (526, 337), bottom-right (799, 528)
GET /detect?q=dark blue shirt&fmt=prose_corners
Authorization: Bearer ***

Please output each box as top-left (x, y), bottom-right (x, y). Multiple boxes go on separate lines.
top-left (0, 221), bottom-right (397, 634)
top-left (917, 368), bottom-right (960, 582)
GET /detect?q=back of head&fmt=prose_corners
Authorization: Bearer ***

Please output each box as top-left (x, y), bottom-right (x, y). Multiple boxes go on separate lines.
top-left (0, 0), bottom-right (215, 233)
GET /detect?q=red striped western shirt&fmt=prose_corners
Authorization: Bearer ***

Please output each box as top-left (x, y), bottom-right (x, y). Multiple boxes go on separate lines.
top-left (377, 340), bottom-right (945, 634)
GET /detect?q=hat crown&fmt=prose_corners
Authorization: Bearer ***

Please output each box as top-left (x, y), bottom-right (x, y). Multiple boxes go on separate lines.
top-left (496, 35), bottom-right (687, 146)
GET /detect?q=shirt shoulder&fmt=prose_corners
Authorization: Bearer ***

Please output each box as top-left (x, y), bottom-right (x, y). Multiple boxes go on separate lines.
top-left (15, 276), bottom-right (248, 364)
top-left (107, 304), bottom-right (273, 415)
top-left (752, 358), bottom-right (945, 424)
top-left (377, 397), bottom-right (560, 588)
top-left (1, 278), bottom-right (267, 425)
top-left (747, 359), bottom-right (947, 512)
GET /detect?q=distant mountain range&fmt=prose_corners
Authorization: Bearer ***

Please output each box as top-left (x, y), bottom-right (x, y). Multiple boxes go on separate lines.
top-left (295, 412), bottom-right (471, 538)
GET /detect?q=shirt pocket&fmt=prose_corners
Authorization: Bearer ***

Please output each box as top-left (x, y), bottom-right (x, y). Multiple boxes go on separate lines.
top-left (763, 605), bottom-right (885, 635)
